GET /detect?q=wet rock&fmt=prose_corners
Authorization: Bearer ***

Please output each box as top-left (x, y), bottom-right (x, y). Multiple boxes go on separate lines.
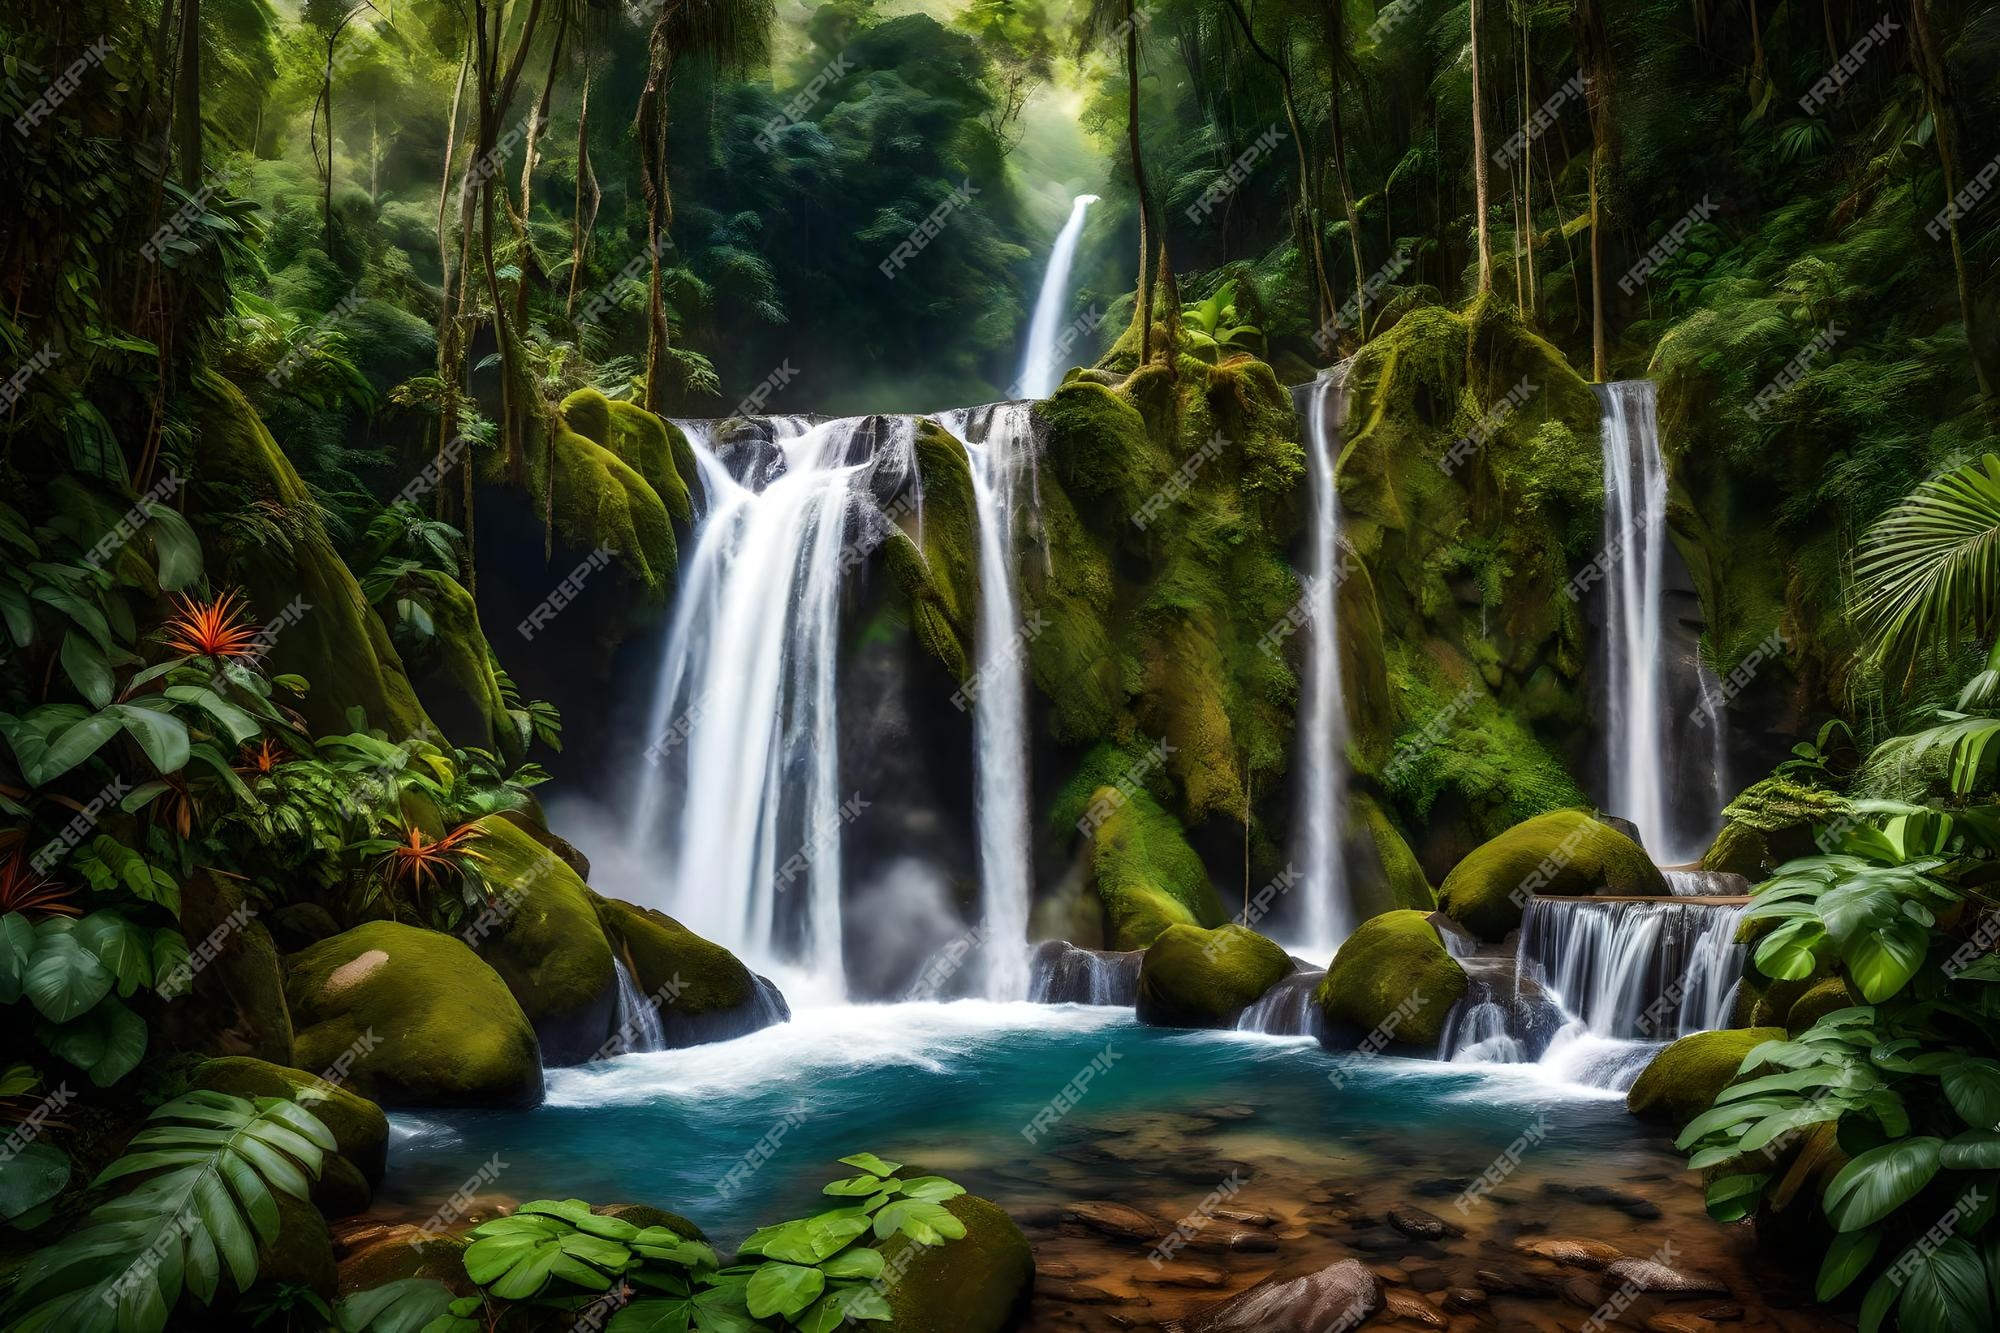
top-left (1383, 1289), bottom-right (1448, 1327)
top-left (1547, 1181), bottom-right (1665, 1220)
top-left (1648, 1317), bottom-right (1719, 1333)
top-left (1559, 1276), bottom-right (1609, 1310)
top-left (1065, 1201), bottom-right (1167, 1242)
top-left (1213, 1206), bottom-right (1278, 1228)
top-left (1412, 1176), bottom-right (1473, 1198)
top-left (1351, 1231), bottom-right (1414, 1253)
top-left (1183, 1225), bottom-right (1279, 1254)
top-left (1008, 1203), bottom-right (1066, 1229)
top-left (1206, 1104), bottom-right (1257, 1120)
top-left (1039, 1260), bottom-right (1083, 1280)
top-left (1697, 1304), bottom-right (1745, 1321)
top-left (1162, 1157), bottom-right (1257, 1185)
top-left (1403, 1265), bottom-right (1450, 1292)
top-left (1514, 1237), bottom-right (1623, 1269)
top-left (1137, 1263), bottom-right (1230, 1288)
top-left (1443, 1286), bottom-right (1488, 1311)
top-left (1475, 1266), bottom-right (1554, 1296)
top-left (1387, 1206), bottom-right (1460, 1240)
top-left (1037, 1278), bottom-right (1119, 1304)
top-left (1606, 1256), bottom-right (1729, 1294)
top-left (1167, 1258), bottom-right (1381, 1333)
top-left (1370, 1265), bottom-right (1409, 1285)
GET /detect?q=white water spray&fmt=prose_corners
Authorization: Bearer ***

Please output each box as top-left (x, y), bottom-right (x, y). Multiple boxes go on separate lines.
top-left (1292, 370), bottom-right (1354, 953)
top-left (1015, 194), bottom-right (1099, 398)
top-left (1596, 381), bottom-right (1673, 858)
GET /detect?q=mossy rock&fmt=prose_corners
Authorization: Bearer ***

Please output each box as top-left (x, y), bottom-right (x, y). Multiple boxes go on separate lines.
top-left (878, 1194), bottom-right (1033, 1333)
top-left (521, 410), bottom-right (676, 591)
top-left (1136, 924), bottom-right (1293, 1028)
top-left (594, 1203), bottom-right (704, 1238)
top-left (1627, 1027), bottom-right (1784, 1128)
top-left (560, 388), bottom-right (694, 527)
top-left (154, 870), bottom-right (294, 1066)
top-left (1056, 751), bottom-right (1228, 950)
top-left (884, 419), bottom-right (979, 680)
top-left (190, 1055), bottom-right (390, 1184)
top-left (268, 903), bottom-right (341, 952)
top-left (336, 1230), bottom-right (471, 1297)
top-left (1436, 810), bottom-right (1665, 941)
top-left (1346, 793), bottom-right (1437, 920)
top-left (1717, 778), bottom-right (1848, 866)
top-left (413, 573), bottom-right (524, 767)
top-left (257, 1189), bottom-right (338, 1299)
top-left (285, 921), bottom-right (543, 1108)
top-left (1748, 971), bottom-right (1821, 1028)
top-left (1313, 910), bottom-right (1468, 1048)
top-left (1786, 976), bottom-right (1860, 1033)
top-left (1700, 820), bottom-right (1772, 879)
top-left (590, 894), bottom-right (788, 1046)
top-left (195, 371), bottom-right (430, 739)
top-left (466, 815), bottom-right (618, 1065)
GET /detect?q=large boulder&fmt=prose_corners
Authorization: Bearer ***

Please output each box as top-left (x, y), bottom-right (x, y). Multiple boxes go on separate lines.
top-left (1313, 910), bottom-right (1468, 1049)
top-left (191, 1056), bottom-right (390, 1184)
top-left (464, 815), bottom-right (618, 1064)
top-left (1627, 1027), bottom-right (1783, 1128)
top-left (284, 921), bottom-right (543, 1108)
top-left (1701, 778), bottom-right (1852, 879)
top-left (877, 1194), bottom-right (1033, 1333)
top-left (154, 870), bottom-right (294, 1065)
top-left (1437, 810), bottom-right (1665, 940)
top-left (1345, 793), bottom-right (1436, 920)
top-left (1168, 1257), bottom-right (1381, 1332)
top-left (590, 894), bottom-right (788, 1047)
top-left (1136, 924), bottom-right (1293, 1028)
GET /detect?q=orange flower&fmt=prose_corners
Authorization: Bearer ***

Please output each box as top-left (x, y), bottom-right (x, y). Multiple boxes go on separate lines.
top-left (235, 737), bottom-right (291, 777)
top-left (377, 822), bottom-right (487, 908)
top-left (160, 589), bottom-right (263, 660)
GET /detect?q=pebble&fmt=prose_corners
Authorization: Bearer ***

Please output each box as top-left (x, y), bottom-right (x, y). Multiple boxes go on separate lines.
top-left (1036, 1278), bottom-right (1122, 1304)
top-left (1647, 1317), bottom-right (1719, 1333)
top-left (1135, 1263), bottom-right (1229, 1288)
top-left (1443, 1286), bottom-right (1488, 1311)
top-left (1212, 1205), bottom-right (1277, 1228)
top-left (1606, 1256), bottom-right (1729, 1294)
top-left (1383, 1289), bottom-right (1449, 1327)
top-left (1064, 1201), bottom-right (1167, 1242)
top-left (1514, 1236), bottom-right (1623, 1269)
top-left (1386, 1206), bottom-right (1460, 1240)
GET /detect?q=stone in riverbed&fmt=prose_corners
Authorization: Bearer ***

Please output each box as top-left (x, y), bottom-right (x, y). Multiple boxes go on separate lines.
top-left (1476, 1266), bottom-right (1553, 1295)
top-left (1648, 1317), bottom-right (1720, 1333)
top-left (1514, 1236), bottom-right (1623, 1269)
top-left (1182, 1225), bottom-right (1279, 1253)
top-left (1037, 1278), bottom-right (1119, 1304)
top-left (1545, 1180), bottom-right (1665, 1219)
top-left (1383, 1289), bottom-right (1448, 1327)
top-left (1627, 1027), bottom-right (1785, 1128)
top-left (1167, 1258), bottom-right (1381, 1333)
top-left (875, 1195), bottom-right (1034, 1333)
top-left (1137, 1264), bottom-right (1230, 1288)
top-left (1606, 1256), bottom-right (1728, 1293)
top-left (1387, 1206), bottom-right (1460, 1239)
top-left (1437, 810), bottom-right (1665, 940)
top-left (1313, 910), bottom-right (1468, 1048)
top-left (1064, 1200), bottom-right (1168, 1242)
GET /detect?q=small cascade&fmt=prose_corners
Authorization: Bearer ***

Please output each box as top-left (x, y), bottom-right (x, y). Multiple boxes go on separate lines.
top-left (1028, 941), bottom-right (1141, 1006)
top-left (935, 404), bottom-right (1039, 999)
top-left (1289, 369), bottom-right (1356, 954)
top-left (1437, 977), bottom-right (1529, 1064)
top-left (609, 957), bottom-right (667, 1055)
top-left (1234, 969), bottom-right (1327, 1038)
top-left (1662, 869), bottom-right (1751, 897)
top-left (1014, 194), bottom-right (1099, 398)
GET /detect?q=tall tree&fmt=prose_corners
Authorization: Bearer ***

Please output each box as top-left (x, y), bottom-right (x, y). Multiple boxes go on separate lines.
top-left (1571, 0), bottom-right (1614, 380)
top-left (1317, 0), bottom-right (1369, 345)
top-left (1083, 0), bottom-right (1163, 364)
top-left (1469, 0), bottom-right (1494, 293)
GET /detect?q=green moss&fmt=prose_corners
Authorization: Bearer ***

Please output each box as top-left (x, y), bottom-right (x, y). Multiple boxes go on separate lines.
top-left (878, 1194), bottom-right (1033, 1333)
top-left (886, 421), bottom-right (980, 680)
top-left (190, 1056), bottom-right (389, 1183)
top-left (608, 399), bottom-right (694, 526)
top-left (1313, 910), bottom-right (1468, 1047)
top-left (336, 1232), bottom-right (470, 1297)
top-left (1721, 777), bottom-right (1851, 835)
top-left (195, 372), bottom-right (431, 739)
top-left (467, 816), bottom-right (617, 1059)
top-left (1348, 793), bottom-right (1437, 920)
top-left (1037, 381), bottom-right (1169, 527)
top-left (1627, 1028), bottom-right (1784, 1127)
top-left (423, 574), bottom-right (522, 766)
top-left (1436, 810), bottom-right (1665, 941)
top-left (1136, 923), bottom-right (1292, 1027)
top-left (1053, 744), bottom-right (1227, 949)
top-left (259, 1190), bottom-right (337, 1299)
top-left (1700, 820), bottom-right (1772, 878)
top-left (521, 410), bottom-right (676, 591)
top-left (1787, 976), bottom-right (1861, 1033)
top-left (284, 920), bottom-right (543, 1108)
top-left (154, 869), bottom-right (294, 1066)
top-left (589, 893), bottom-right (759, 1016)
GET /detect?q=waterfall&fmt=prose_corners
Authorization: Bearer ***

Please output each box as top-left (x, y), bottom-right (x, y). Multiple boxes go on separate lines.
top-left (1290, 370), bottom-right (1355, 953)
top-left (609, 957), bottom-right (667, 1054)
top-left (1014, 194), bottom-right (1099, 399)
top-left (1596, 381), bottom-right (1673, 858)
top-left (1028, 941), bottom-right (1142, 1006)
top-left (1234, 969), bottom-right (1328, 1038)
top-left (935, 404), bottom-right (1038, 999)
top-left (625, 417), bottom-right (893, 1001)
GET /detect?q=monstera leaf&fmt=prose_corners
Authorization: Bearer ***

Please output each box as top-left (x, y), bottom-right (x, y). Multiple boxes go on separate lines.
top-left (2, 1091), bottom-right (335, 1333)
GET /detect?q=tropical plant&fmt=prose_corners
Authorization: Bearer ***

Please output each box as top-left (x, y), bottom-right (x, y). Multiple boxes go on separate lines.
top-left (0, 853), bottom-right (81, 919)
top-left (1850, 454), bottom-right (2000, 677)
top-left (356, 820), bottom-right (489, 925)
top-left (1180, 279), bottom-right (1264, 362)
top-left (3, 1090), bottom-right (336, 1332)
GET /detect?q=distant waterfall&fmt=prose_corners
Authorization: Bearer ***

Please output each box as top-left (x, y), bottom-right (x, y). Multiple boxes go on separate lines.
top-left (626, 417), bottom-right (905, 1001)
top-left (1014, 194), bottom-right (1099, 398)
top-left (1291, 370), bottom-right (1354, 952)
top-left (936, 403), bottom-right (1039, 999)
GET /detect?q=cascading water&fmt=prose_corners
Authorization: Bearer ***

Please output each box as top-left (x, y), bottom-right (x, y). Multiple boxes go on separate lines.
top-left (610, 957), bottom-right (667, 1054)
top-left (625, 417), bottom-right (892, 1003)
top-left (1014, 194), bottom-right (1099, 399)
top-left (1290, 369), bottom-right (1355, 953)
top-left (935, 403), bottom-right (1040, 999)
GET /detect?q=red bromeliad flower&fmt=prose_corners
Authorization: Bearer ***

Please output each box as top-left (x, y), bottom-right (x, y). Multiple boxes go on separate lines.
top-left (235, 737), bottom-right (291, 778)
top-left (160, 589), bottom-right (263, 660)
top-left (377, 821), bottom-right (487, 909)
top-left (0, 851), bottom-right (80, 919)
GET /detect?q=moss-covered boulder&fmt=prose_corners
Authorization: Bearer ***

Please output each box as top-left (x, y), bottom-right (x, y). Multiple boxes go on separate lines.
top-left (258, 1190), bottom-right (338, 1299)
top-left (195, 371), bottom-right (431, 740)
top-left (883, 419), bottom-right (979, 680)
top-left (409, 573), bottom-right (524, 768)
top-left (523, 394), bottom-right (677, 592)
top-left (877, 1194), bottom-right (1033, 1333)
top-left (154, 870), bottom-right (293, 1066)
top-left (590, 894), bottom-right (787, 1046)
top-left (1704, 778), bottom-right (1851, 877)
top-left (1313, 910), bottom-right (1468, 1048)
top-left (1346, 793), bottom-right (1437, 920)
top-left (285, 921), bottom-right (543, 1108)
top-left (1627, 1027), bottom-right (1783, 1127)
top-left (465, 816), bottom-right (618, 1064)
top-left (1136, 924), bottom-right (1293, 1028)
top-left (1785, 976), bottom-right (1860, 1033)
top-left (1055, 748), bottom-right (1228, 949)
top-left (190, 1055), bottom-right (390, 1184)
top-left (336, 1228), bottom-right (472, 1297)
top-left (1436, 810), bottom-right (1665, 941)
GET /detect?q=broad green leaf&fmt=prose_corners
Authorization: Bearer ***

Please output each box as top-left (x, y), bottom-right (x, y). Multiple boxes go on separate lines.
top-left (871, 1199), bottom-right (965, 1247)
top-left (38, 993), bottom-right (147, 1086)
top-left (60, 630), bottom-right (112, 709)
top-left (1844, 918), bottom-right (1929, 1001)
top-left (0, 1142), bottom-right (70, 1223)
top-left (1823, 1137), bottom-right (1943, 1232)
top-left (1897, 1236), bottom-right (1993, 1333)
top-left (823, 1174), bottom-right (896, 1197)
top-left (1817, 1226), bottom-right (1881, 1300)
top-left (74, 911), bottom-right (152, 996)
top-left (1702, 1172), bottom-right (1770, 1223)
top-left (837, 1153), bottom-right (903, 1177)
top-left (818, 1246), bottom-right (886, 1279)
top-left (745, 1262), bottom-right (825, 1319)
top-left (1943, 1061), bottom-right (2000, 1128)
top-left (0, 913), bottom-right (37, 1004)
top-left (106, 703), bottom-right (191, 774)
top-left (897, 1176), bottom-right (966, 1202)
top-left (23, 931), bottom-right (112, 1022)
top-left (143, 504), bottom-right (202, 591)
top-left (334, 1276), bottom-right (459, 1333)
top-left (33, 710), bottom-right (122, 783)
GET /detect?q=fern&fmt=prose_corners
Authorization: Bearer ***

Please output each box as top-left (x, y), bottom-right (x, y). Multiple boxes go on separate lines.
top-left (4, 1091), bottom-right (335, 1333)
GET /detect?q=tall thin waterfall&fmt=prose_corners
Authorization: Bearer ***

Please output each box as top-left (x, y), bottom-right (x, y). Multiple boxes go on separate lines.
top-left (1596, 381), bottom-right (1673, 859)
top-left (1014, 194), bottom-right (1099, 398)
top-left (935, 404), bottom-right (1038, 999)
top-left (626, 418), bottom-right (887, 1001)
top-left (1292, 370), bottom-right (1354, 952)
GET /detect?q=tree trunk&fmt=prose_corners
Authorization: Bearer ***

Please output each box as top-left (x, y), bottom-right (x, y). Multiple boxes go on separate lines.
top-left (634, 20), bottom-right (678, 412)
top-left (1125, 0), bottom-right (1156, 365)
top-left (1469, 0), bottom-right (1494, 294)
top-left (1573, 0), bottom-right (1615, 381)
top-left (1910, 0), bottom-right (2000, 417)
top-left (566, 53), bottom-right (601, 321)
top-left (1321, 0), bottom-right (1368, 344)
top-left (175, 0), bottom-right (201, 189)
